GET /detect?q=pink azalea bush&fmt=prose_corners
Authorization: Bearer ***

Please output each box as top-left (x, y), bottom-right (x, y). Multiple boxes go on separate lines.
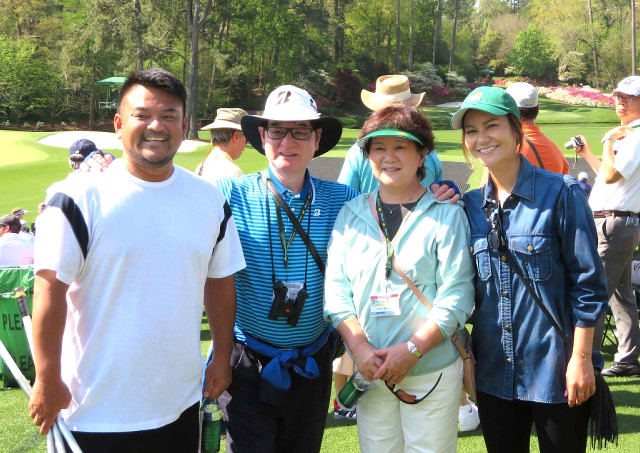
top-left (495, 79), bottom-right (613, 108)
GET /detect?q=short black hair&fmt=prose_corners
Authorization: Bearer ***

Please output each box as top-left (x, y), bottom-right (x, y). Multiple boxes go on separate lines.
top-left (118, 68), bottom-right (187, 116)
top-left (519, 105), bottom-right (539, 122)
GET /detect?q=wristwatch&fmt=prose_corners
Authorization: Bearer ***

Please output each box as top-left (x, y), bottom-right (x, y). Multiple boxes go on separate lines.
top-left (601, 136), bottom-right (614, 145)
top-left (407, 340), bottom-right (423, 358)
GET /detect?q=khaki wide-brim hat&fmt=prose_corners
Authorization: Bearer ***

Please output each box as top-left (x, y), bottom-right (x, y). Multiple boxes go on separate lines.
top-left (201, 108), bottom-right (248, 131)
top-left (361, 75), bottom-right (426, 111)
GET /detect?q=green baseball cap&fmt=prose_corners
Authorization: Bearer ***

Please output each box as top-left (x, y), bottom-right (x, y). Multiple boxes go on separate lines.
top-left (357, 129), bottom-right (424, 149)
top-left (450, 86), bottom-right (520, 130)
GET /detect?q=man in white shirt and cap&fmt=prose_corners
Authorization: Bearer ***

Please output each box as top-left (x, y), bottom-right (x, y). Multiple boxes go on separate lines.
top-left (576, 75), bottom-right (640, 377)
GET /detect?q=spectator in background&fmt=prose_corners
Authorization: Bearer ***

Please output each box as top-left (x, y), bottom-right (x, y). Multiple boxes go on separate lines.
top-left (31, 202), bottom-right (46, 236)
top-left (196, 108), bottom-right (248, 183)
top-left (577, 172), bottom-right (592, 197)
top-left (0, 214), bottom-right (34, 266)
top-left (575, 75), bottom-right (640, 378)
top-left (68, 138), bottom-right (114, 172)
top-left (12, 207), bottom-right (26, 220)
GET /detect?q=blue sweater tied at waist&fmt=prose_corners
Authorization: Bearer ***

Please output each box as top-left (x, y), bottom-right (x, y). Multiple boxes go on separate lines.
top-left (235, 325), bottom-right (332, 390)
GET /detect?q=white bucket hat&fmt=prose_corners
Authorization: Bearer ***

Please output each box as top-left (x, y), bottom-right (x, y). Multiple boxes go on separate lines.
top-left (361, 75), bottom-right (425, 111)
top-left (241, 85), bottom-right (342, 157)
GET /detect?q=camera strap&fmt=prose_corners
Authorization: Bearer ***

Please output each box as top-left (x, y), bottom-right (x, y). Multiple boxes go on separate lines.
top-left (523, 137), bottom-right (544, 169)
top-left (261, 173), bottom-right (325, 277)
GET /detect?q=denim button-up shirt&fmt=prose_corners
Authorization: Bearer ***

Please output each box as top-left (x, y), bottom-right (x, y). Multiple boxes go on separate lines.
top-left (462, 158), bottom-right (608, 403)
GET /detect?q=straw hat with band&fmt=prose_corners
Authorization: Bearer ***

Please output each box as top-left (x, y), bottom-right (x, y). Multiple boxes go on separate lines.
top-left (357, 129), bottom-right (424, 150)
top-left (241, 85), bottom-right (342, 158)
top-left (201, 108), bottom-right (247, 131)
top-left (361, 75), bottom-right (426, 111)
top-left (450, 86), bottom-right (520, 130)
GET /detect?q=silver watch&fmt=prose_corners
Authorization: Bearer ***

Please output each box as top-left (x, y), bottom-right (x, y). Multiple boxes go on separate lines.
top-left (407, 340), bottom-right (423, 358)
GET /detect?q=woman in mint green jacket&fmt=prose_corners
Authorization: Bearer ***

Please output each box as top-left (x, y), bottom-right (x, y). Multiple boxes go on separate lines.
top-left (324, 105), bottom-right (475, 453)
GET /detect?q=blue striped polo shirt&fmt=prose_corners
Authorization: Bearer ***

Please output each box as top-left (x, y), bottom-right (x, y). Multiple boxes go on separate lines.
top-left (216, 166), bottom-right (359, 348)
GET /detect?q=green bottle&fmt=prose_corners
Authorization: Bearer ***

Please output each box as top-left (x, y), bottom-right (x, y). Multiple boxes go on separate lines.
top-left (200, 399), bottom-right (222, 453)
top-left (337, 371), bottom-right (371, 410)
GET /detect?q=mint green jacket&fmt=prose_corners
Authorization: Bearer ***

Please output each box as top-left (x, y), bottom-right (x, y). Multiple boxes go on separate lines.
top-left (324, 189), bottom-right (475, 376)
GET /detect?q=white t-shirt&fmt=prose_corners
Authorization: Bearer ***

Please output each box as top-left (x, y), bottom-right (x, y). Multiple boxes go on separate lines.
top-left (0, 232), bottom-right (34, 266)
top-left (35, 160), bottom-right (245, 432)
top-left (589, 119), bottom-right (640, 212)
top-left (195, 148), bottom-right (244, 183)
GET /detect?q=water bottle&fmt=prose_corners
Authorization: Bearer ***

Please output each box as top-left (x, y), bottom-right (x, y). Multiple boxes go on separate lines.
top-left (337, 371), bottom-right (371, 410)
top-left (199, 399), bottom-right (222, 453)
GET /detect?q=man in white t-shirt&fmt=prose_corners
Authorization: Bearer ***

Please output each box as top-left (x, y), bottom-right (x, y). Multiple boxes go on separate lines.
top-left (576, 75), bottom-right (640, 377)
top-left (0, 214), bottom-right (34, 266)
top-left (28, 68), bottom-right (245, 452)
top-left (195, 107), bottom-right (248, 182)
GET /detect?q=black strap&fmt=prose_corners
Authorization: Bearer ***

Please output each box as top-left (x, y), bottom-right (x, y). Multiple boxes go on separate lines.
top-left (523, 137), bottom-right (544, 169)
top-left (260, 173), bottom-right (325, 275)
top-left (493, 207), bottom-right (572, 350)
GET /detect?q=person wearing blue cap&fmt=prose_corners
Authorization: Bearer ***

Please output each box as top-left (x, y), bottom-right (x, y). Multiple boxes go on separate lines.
top-left (68, 138), bottom-right (115, 172)
top-left (324, 104), bottom-right (474, 452)
top-left (456, 86), bottom-right (608, 452)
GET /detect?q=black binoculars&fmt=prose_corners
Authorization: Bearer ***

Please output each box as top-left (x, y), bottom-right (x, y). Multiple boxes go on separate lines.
top-left (268, 281), bottom-right (308, 327)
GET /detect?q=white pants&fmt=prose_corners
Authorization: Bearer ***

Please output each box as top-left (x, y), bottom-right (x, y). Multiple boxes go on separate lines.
top-left (356, 358), bottom-right (463, 453)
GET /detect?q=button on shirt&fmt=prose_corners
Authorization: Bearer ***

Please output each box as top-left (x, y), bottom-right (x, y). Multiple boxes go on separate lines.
top-left (462, 158), bottom-right (608, 403)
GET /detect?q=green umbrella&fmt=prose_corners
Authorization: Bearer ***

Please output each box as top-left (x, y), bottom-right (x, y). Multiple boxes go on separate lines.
top-left (97, 77), bottom-right (127, 86)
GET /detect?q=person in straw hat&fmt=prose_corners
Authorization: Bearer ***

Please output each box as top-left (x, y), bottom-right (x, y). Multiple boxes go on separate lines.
top-left (338, 74), bottom-right (444, 194)
top-left (212, 85), bottom-right (359, 452)
top-left (196, 107), bottom-right (248, 182)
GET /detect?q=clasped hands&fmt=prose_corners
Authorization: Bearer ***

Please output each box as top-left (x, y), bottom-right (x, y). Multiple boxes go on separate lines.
top-left (351, 340), bottom-right (419, 387)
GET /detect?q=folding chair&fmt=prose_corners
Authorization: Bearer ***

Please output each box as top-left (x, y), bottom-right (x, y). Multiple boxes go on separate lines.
top-left (601, 308), bottom-right (618, 348)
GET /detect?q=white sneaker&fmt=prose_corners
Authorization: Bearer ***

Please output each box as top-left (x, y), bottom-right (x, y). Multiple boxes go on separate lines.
top-left (458, 402), bottom-right (480, 432)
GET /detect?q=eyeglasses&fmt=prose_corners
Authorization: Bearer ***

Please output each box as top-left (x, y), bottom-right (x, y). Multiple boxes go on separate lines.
top-left (613, 93), bottom-right (638, 103)
top-left (265, 126), bottom-right (314, 140)
top-left (385, 373), bottom-right (442, 405)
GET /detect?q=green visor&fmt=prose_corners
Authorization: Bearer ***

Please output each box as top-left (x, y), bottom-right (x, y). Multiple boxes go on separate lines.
top-left (357, 129), bottom-right (424, 149)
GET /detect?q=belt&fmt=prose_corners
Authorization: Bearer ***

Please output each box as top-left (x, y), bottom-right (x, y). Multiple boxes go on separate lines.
top-left (593, 210), bottom-right (639, 218)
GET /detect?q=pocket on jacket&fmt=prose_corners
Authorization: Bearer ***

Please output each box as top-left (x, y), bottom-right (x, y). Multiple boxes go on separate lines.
top-left (509, 234), bottom-right (552, 281)
top-left (471, 236), bottom-right (492, 281)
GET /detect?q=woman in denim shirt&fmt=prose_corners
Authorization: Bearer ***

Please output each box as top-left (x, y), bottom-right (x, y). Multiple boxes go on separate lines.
top-left (453, 87), bottom-right (608, 453)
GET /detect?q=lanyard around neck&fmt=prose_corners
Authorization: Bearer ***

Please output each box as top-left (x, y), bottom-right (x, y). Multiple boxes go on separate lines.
top-left (373, 193), bottom-right (414, 279)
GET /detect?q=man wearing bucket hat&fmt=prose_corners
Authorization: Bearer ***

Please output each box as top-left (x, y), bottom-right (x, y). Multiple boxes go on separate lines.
top-left (338, 75), bottom-right (445, 193)
top-left (195, 108), bottom-right (248, 182)
top-left (574, 76), bottom-right (640, 377)
top-left (214, 85), bottom-right (359, 452)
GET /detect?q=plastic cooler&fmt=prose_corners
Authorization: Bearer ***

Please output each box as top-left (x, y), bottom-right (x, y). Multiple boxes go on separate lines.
top-left (0, 266), bottom-right (35, 388)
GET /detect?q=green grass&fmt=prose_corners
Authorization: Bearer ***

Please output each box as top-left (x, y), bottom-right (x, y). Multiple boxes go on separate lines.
top-left (0, 99), bottom-right (634, 451)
